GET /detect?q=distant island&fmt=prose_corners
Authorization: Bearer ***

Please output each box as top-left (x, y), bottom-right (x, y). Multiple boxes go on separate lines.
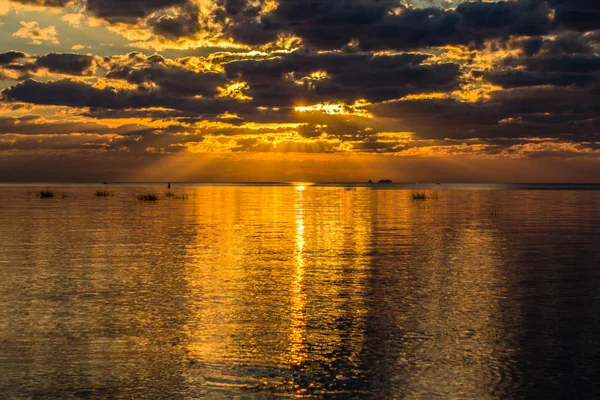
top-left (367, 179), bottom-right (393, 183)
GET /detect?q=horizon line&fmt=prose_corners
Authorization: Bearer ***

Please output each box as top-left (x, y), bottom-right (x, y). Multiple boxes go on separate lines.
top-left (2, 181), bottom-right (600, 185)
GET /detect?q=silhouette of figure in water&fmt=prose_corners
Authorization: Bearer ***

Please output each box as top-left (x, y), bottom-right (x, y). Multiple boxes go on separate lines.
top-left (168, 183), bottom-right (171, 189)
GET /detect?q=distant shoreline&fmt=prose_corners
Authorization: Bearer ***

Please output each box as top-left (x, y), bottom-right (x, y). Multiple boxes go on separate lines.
top-left (2, 182), bottom-right (600, 190)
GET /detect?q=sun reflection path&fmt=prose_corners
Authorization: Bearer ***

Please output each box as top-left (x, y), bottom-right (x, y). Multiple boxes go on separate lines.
top-left (289, 185), bottom-right (308, 369)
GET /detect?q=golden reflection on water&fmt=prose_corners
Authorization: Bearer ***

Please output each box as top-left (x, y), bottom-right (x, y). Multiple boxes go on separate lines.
top-left (290, 185), bottom-right (307, 368)
top-left (1, 186), bottom-right (600, 398)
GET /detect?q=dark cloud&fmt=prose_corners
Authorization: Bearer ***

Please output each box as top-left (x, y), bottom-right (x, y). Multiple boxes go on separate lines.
top-left (518, 55), bottom-right (600, 74)
top-left (298, 123), bottom-right (327, 139)
top-left (229, 19), bottom-right (279, 46)
top-left (486, 70), bottom-right (597, 88)
top-left (0, 52), bottom-right (99, 80)
top-left (34, 53), bottom-right (97, 75)
top-left (549, 0), bottom-right (600, 31)
top-left (455, 0), bottom-right (551, 36)
top-left (273, 0), bottom-right (391, 49)
top-left (13, 0), bottom-right (204, 40)
top-left (371, 86), bottom-right (600, 142)
top-left (14, 51), bottom-right (455, 115)
top-left (521, 37), bottom-right (544, 56)
top-left (3, 79), bottom-right (126, 108)
top-left (0, 115), bottom-right (107, 135)
top-left (0, 115), bottom-right (171, 137)
top-left (106, 62), bottom-right (227, 96)
top-left (510, 32), bottom-right (598, 57)
top-left (147, 3), bottom-right (203, 39)
top-left (229, 0), bottom-right (552, 51)
top-left (487, 33), bottom-right (600, 88)
top-left (0, 52), bottom-right (29, 65)
top-left (363, 0), bottom-right (551, 50)
top-left (1, 78), bottom-right (252, 117)
top-left (10, 0), bottom-right (74, 7)
top-left (85, 0), bottom-right (189, 23)
top-left (0, 113), bottom-right (204, 156)
top-left (538, 32), bottom-right (597, 56)
top-left (3, 0), bottom-right (586, 51)
top-left (226, 52), bottom-right (460, 105)
top-left (491, 86), bottom-right (600, 116)
top-left (81, 108), bottom-right (187, 120)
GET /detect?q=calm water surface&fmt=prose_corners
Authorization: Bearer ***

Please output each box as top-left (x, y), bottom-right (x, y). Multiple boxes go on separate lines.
top-left (1, 184), bottom-right (599, 399)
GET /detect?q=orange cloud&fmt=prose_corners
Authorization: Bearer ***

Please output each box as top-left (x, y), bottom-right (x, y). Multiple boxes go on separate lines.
top-left (12, 21), bottom-right (59, 45)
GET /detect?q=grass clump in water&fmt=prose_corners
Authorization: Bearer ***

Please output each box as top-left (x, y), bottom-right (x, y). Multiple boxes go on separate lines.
top-left (412, 192), bottom-right (438, 200)
top-left (95, 190), bottom-right (113, 197)
top-left (137, 193), bottom-right (159, 201)
top-left (166, 191), bottom-right (188, 200)
top-left (39, 190), bottom-right (55, 198)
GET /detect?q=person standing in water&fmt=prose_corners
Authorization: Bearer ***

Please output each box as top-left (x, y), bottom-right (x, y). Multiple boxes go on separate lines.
top-left (168, 183), bottom-right (171, 189)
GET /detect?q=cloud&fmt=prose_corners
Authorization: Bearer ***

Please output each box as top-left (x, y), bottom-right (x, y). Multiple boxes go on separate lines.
top-left (1, 50), bottom-right (460, 118)
top-left (228, 0), bottom-right (552, 51)
top-left (10, 0), bottom-right (74, 7)
top-left (0, 52), bottom-right (99, 80)
top-left (61, 12), bottom-right (86, 27)
top-left (371, 86), bottom-right (600, 144)
top-left (361, 0), bottom-right (551, 50)
top-left (2, 0), bottom-right (555, 50)
top-left (0, 115), bottom-right (111, 135)
top-left (0, 51), bottom-right (29, 65)
top-left (106, 57), bottom-right (227, 96)
top-left (485, 33), bottom-right (600, 88)
top-left (226, 51), bottom-right (461, 105)
top-left (1, 1), bottom-right (600, 169)
top-left (85, 0), bottom-right (189, 23)
top-left (147, 2), bottom-right (202, 39)
top-left (1, 78), bottom-right (252, 118)
top-left (2, 79), bottom-right (130, 108)
top-left (549, 0), bottom-right (600, 31)
top-left (12, 21), bottom-right (59, 45)
top-left (34, 52), bottom-right (98, 75)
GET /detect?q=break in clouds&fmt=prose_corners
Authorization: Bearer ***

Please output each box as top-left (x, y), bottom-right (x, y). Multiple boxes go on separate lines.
top-left (0, 0), bottom-right (599, 167)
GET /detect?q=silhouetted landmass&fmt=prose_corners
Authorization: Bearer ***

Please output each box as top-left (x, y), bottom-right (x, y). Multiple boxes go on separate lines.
top-left (378, 179), bottom-right (393, 183)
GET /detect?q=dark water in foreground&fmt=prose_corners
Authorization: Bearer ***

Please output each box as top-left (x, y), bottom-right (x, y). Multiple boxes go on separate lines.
top-left (1, 184), bottom-right (599, 399)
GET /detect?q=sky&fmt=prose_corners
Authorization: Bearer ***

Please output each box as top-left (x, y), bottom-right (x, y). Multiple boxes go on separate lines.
top-left (0, 0), bottom-right (599, 182)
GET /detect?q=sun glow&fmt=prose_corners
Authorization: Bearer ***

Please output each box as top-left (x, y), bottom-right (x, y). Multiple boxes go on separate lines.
top-left (294, 99), bottom-right (373, 118)
top-left (217, 81), bottom-right (252, 100)
top-left (293, 182), bottom-right (314, 191)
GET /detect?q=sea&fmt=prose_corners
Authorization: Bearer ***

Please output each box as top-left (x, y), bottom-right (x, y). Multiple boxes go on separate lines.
top-left (0, 183), bottom-right (599, 399)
